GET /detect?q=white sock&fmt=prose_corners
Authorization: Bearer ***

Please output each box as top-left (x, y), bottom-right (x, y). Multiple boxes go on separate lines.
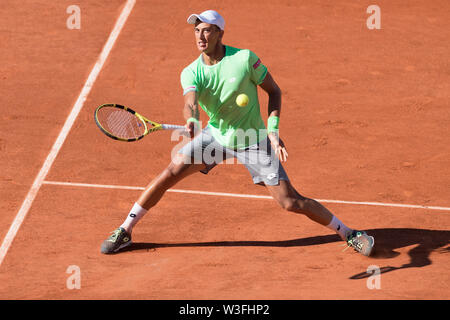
top-left (326, 216), bottom-right (352, 240)
top-left (120, 202), bottom-right (148, 233)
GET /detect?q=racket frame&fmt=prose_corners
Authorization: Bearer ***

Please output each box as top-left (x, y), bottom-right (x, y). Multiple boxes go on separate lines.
top-left (94, 103), bottom-right (164, 142)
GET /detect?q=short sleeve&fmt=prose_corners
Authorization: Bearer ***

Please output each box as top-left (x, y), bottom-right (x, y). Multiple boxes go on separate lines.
top-left (248, 50), bottom-right (268, 85)
top-left (180, 67), bottom-right (198, 96)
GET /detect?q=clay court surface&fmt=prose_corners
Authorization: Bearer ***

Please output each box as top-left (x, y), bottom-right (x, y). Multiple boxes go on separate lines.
top-left (0, 0), bottom-right (449, 300)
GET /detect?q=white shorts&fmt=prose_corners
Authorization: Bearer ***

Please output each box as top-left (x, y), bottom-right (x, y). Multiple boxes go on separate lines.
top-left (177, 126), bottom-right (289, 186)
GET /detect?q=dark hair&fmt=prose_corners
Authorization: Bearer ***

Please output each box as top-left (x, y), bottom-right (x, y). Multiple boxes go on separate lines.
top-left (195, 18), bottom-right (221, 31)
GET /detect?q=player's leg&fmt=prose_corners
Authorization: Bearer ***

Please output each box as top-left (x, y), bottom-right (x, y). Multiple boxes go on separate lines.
top-left (241, 137), bottom-right (374, 256)
top-left (137, 154), bottom-right (206, 211)
top-left (100, 155), bottom-right (206, 254)
top-left (266, 180), bottom-right (374, 256)
top-left (100, 127), bottom-right (225, 254)
top-left (121, 154), bottom-right (206, 233)
top-left (125, 127), bottom-right (229, 231)
top-left (241, 139), bottom-right (336, 227)
top-left (266, 180), bottom-right (349, 236)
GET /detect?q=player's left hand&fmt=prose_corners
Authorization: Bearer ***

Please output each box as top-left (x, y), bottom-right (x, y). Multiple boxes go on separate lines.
top-left (268, 132), bottom-right (288, 162)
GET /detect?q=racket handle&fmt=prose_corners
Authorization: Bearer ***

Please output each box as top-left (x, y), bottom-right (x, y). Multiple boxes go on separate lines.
top-left (161, 124), bottom-right (186, 130)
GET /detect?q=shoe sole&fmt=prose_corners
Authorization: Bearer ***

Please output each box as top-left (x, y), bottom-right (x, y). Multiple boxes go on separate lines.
top-left (363, 236), bottom-right (375, 256)
top-left (113, 240), bottom-right (132, 253)
top-left (101, 240), bottom-right (132, 254)
top-left (347, 232), bottom-right (375, 257)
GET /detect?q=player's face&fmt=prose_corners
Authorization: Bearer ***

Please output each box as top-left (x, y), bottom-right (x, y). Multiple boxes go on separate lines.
top-left (194, 22), bottom-right (222, 53)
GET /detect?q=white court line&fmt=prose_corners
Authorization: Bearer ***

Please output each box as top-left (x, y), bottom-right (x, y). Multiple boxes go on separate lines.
top-left (42, 180), bottom-right (450, 212)
top-left (0, 0), bottom-right (136, 267)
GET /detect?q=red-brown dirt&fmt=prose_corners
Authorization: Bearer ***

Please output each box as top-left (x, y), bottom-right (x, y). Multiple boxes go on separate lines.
top-left (0, 0), bottom-right (448, 300)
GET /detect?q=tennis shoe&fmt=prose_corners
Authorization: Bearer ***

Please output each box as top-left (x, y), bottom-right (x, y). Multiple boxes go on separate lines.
top-left (344, 230), bottom-right (374, 256)
top-left (100, 227), bottom-right (132, 254)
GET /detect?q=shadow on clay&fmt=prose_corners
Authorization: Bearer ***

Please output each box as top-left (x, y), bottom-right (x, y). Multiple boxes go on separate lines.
top-left (120, 228), bottom-right (449, 279)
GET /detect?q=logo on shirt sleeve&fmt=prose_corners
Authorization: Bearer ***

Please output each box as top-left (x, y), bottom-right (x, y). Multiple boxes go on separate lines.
top-left (253, 58), bottom-right (261, 69)
top-left (183, 85), bottom-right (197, 95)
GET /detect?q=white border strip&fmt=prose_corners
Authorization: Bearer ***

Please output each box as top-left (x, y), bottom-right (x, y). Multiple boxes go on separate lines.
top-left (42, 180), bottom-right (450, 211)
top-left (0, 0), bottom-right (136, 267)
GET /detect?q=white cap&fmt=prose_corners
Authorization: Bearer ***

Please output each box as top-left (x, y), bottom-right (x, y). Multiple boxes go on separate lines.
top-left (187, 10), bottom-right (225, 30)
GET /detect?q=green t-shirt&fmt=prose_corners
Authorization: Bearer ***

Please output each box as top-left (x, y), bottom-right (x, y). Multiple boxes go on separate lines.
top-left (180, 45), bottom-right (268, 149)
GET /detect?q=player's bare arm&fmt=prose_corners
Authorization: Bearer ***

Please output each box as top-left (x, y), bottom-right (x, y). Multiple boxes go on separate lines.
top-left (183, 91), bottom-right (200, 138)
top-left (259, 72), bottom-right (288, 162)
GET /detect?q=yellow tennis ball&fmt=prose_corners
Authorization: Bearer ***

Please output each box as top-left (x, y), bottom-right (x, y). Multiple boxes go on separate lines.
top-left (236, 94), bottom-right (249, 107)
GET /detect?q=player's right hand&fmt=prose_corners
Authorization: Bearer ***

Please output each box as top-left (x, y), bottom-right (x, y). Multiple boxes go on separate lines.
top-left (185, 120), bottom-right (199, 139)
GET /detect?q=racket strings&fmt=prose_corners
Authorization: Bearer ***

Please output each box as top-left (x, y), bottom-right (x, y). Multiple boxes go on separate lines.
top-left (97, 107), bottom-right (146, 139)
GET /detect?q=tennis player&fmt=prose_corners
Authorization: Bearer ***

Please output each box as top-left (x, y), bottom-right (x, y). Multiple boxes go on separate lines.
top-left (101, 10), bottom-right (375, 256)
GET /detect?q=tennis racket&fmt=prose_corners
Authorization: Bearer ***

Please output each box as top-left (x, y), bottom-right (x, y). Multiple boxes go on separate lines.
top-left (94, 103), bottom-right (185, 142)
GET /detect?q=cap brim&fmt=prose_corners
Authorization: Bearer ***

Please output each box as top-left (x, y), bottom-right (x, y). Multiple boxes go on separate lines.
top-left (187, 14), bottom-right (201, 24)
